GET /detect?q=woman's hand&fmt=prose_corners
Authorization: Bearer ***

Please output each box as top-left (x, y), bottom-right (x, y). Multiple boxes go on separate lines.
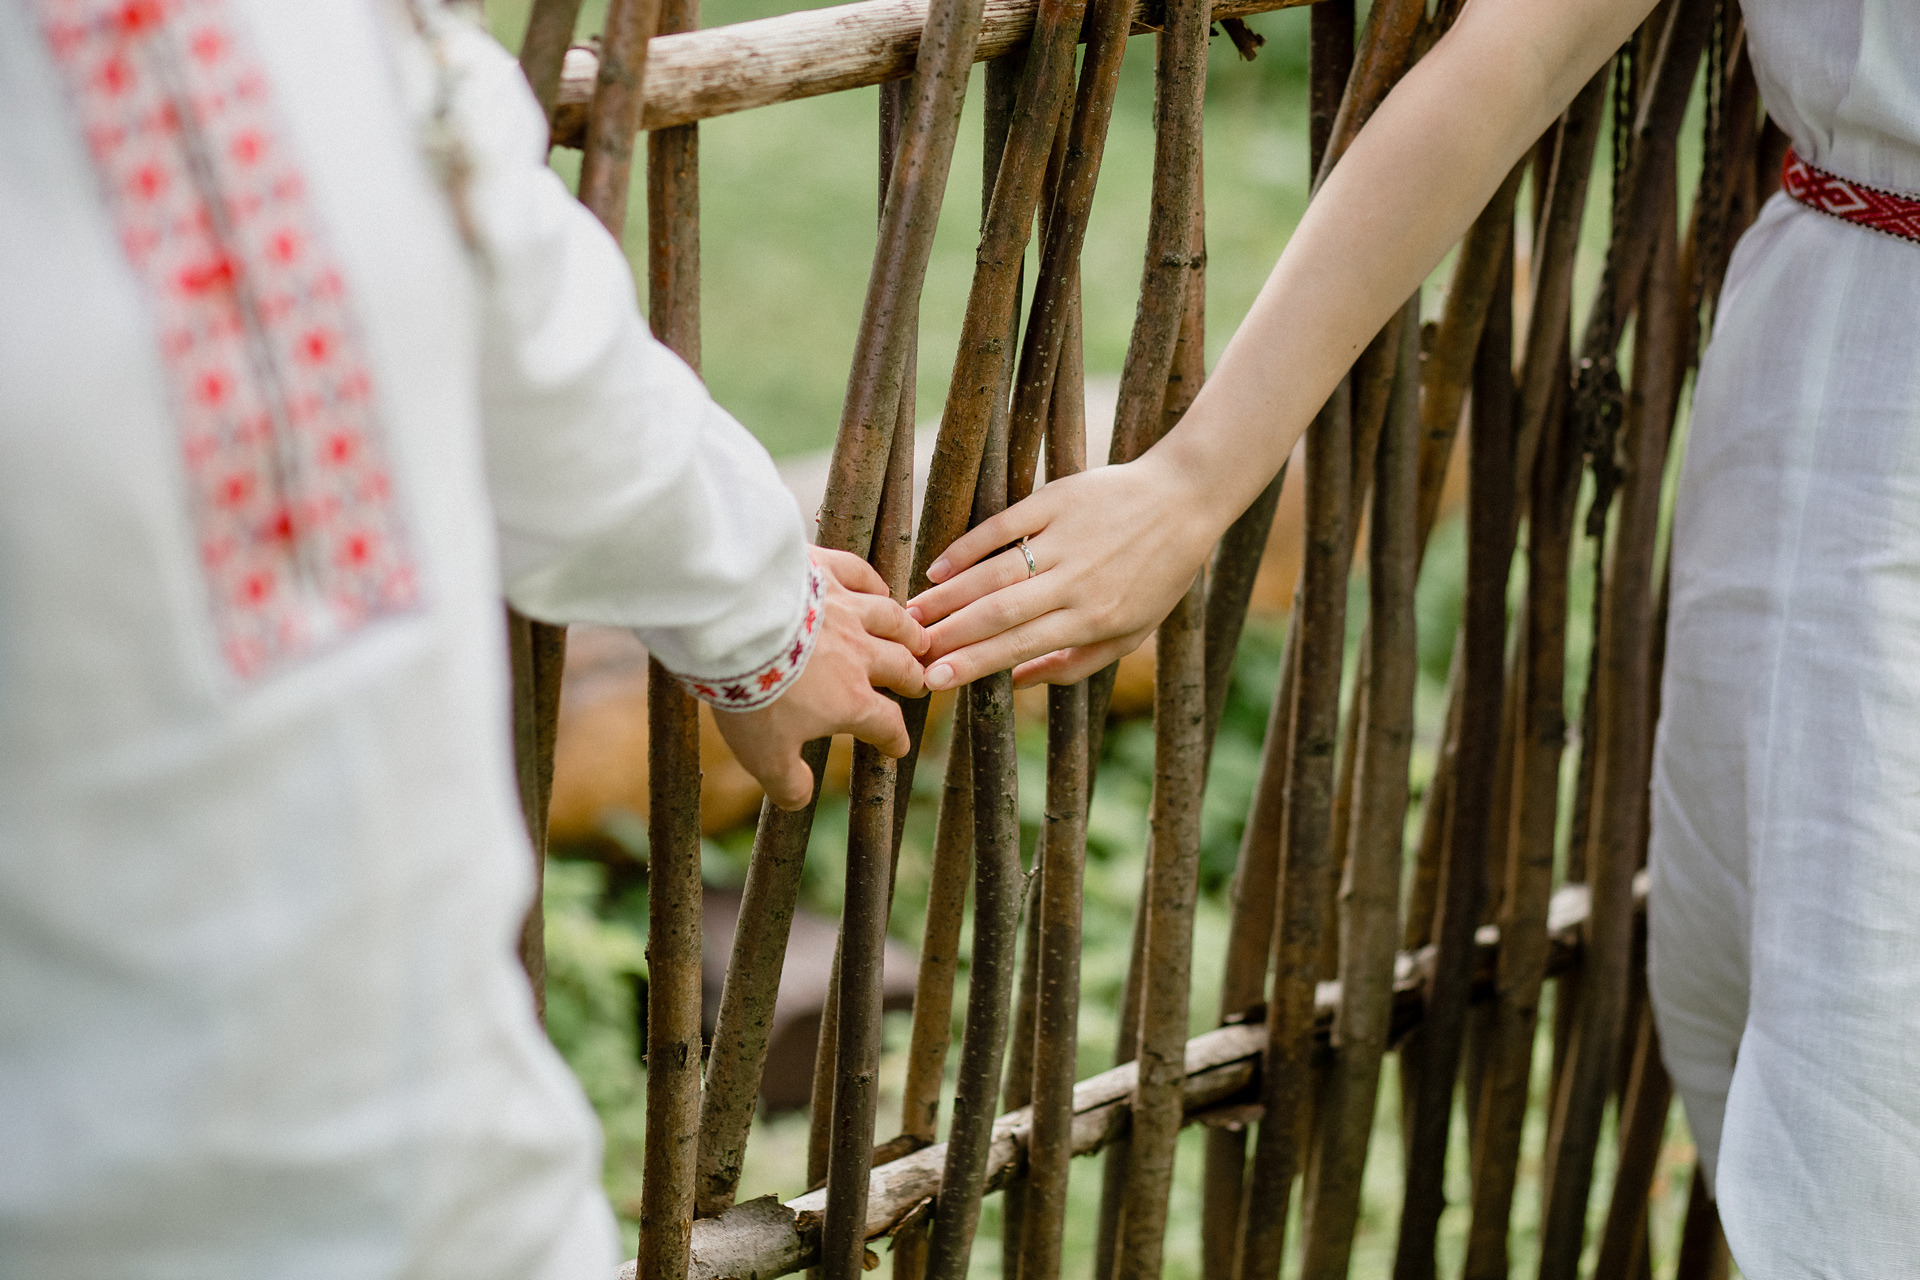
top-left (713, 548), bottom-right (928, 810)
top-left (906, 454), bottom-right (1218, 690)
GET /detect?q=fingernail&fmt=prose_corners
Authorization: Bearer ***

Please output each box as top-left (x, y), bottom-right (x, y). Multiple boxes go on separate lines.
top-left (928, 558), bottom-right (950, 583)
top-left (928, 663), bottom-right (954, 690)
top-left (906, 605), bottom-right (924, 624)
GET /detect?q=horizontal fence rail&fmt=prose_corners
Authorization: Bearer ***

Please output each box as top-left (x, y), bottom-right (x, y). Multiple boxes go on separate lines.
top-left (614, 875), bottom-right (1645, 1280)
top-left (548, 0), bottom-right (1316, 138)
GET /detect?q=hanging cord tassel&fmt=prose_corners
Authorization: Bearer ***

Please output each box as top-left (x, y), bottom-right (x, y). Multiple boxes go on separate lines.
top-left (1691, 0), bottom-right (1729, 324)
top-left (1573, 39), bottom-right (1636, 537)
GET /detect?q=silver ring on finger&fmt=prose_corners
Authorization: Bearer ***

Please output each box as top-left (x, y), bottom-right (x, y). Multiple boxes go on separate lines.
top-left (1018, 536), bottom-right (1037, 579)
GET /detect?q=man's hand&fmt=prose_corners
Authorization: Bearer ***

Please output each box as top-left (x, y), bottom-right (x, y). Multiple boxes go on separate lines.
top-left (711, 548), bottom-right (929, 811)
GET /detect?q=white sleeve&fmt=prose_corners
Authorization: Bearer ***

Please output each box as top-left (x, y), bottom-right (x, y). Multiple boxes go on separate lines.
top-left (424, 11), bottom-right (817, 696)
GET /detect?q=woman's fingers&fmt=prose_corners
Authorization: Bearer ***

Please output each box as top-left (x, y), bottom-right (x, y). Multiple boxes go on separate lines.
top-left (924, 492), bottom-right (1053, 585)
top-left (1012, 637), bottom-right (1137, 688)
top-left (847, 591), bottom-right (930, 655)
top-left (924, 608), bottom-right (1089, 691)
top-left (920, 571), bottom-right (1061, 663)
top-left (909, 544), bottom-right (1042, 627)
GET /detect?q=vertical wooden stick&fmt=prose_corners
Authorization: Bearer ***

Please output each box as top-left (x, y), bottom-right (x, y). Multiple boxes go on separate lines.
top-left (1297, 301), bottom-right (1420, 1280)
top-left (910, 0), bottom-right (1100, 588)
top-left (1002, 0), bottom-right (1139, 502)
top-left (820, 66), bottom-right (924, 1280)
top-left (1103, 0), bottom-right (1205, 469)
top-left (923, 368), bottom-right (1022, 1280)
top-left (1535, 153), bottom-right (1682, 1280)
top-left (1108, 58), bottom-right (1209, 1256)
top-left (577, 0), bottom-right (663, 235)
top-left (507, 610), bottom-right (565, 1024)
top-left (1591, 1003), bottom-right (1674, 1280)
top-left (638, 3), bottom-right (705, 1271)
top-left (1017, 330), bottom-right (1090, 1280)
top-left (819, 0), bottom-right (988, 563)
top-left (1094, 3), bottom-right (1208, 1266)
top-left (1232, 387), bottom-right (1352, 1280)
top-left (1110, 573), bottom-right (1206, 1280)
top-left (999, 867), bottom-right (1042, 1280)
top-left (1673, 1169), bottom-right (1731, 1280)
top-left (517, 0), bottom-right (586, 127)
top-left (891, 701), bottom-right (974, 1280)
top-left (1511, 70), bottom-right (1608, 507)
top-left (820, 743), bottom-right (896, 1280)
top-left (1199, 11), bottom-right (1349, 1259)
top-left (694, 745), bottom-right (830, 1216)
top-left (642, 661), bottom-right (705, 1280)
top-left (1390, 197), bottom-right (1516, 1280)
top-left (1461, 375), bottom-right (1578, 1280)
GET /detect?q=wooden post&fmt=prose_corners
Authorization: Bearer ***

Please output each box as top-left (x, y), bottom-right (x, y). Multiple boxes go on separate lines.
top-left (510, 0), bottom-right (672, 1030)
top-left (637, 0), bottom-right (706, 1272)
top-left (1390, 176), bottom-right (1518, 1280)
top-left (517, 0), bottom-right (586, 125)
top-left (1198, 8), bottom-right (1349, 1260)
top-left (891, 701), bottom-right (974, 1280)
top-left (1461, 386), bottom-right (1579, 1280)
top-left (1231, 395), bottom-right (1352, 1280)
top-left (1296, 300), bottom-right (1419, 1280)
top-left (1536, 125), bottom-right (1686, 1280)
top-left (1017, 278), bottom-right (1091, 1278)
top-left (910, 0), bottom-right (1101, 592)
top-left (923, 426), bottom-right (1022, 1280)
top-left (1107, 10), bottom-right (1209, 1244)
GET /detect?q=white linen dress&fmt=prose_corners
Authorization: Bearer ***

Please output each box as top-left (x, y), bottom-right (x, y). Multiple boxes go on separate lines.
top-left (1648, 1), bottom-right (1920, 1274)
top-left (0, 1), bottom-right (815, 1276)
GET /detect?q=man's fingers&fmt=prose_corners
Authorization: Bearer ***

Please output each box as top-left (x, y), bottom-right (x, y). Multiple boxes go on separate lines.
top-left (865, 638), bottom-right (928, 698)
top-left (762, 750), bottom-right (817, 811)
top-left (813, 546), bottom-right (891, 597)
top-left (923, 493), bottom-right (1050, 585)
top-left (909, 544), bottom-right (1040, 627)
top-left (849, 592), bottom-right (930, 655)
top-left (848, 693), bottom-right (911, 759)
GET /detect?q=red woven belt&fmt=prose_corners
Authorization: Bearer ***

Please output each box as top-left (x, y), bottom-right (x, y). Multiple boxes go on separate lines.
top-left (1781, 148), bottom-right (1920, 246)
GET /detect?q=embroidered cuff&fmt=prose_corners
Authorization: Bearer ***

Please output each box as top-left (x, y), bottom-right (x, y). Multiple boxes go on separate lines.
top-left (677, 559), bottom-right (824, 711)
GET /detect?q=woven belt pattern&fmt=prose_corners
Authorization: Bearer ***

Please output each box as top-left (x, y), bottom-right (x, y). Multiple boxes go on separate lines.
top-left (1782, 148), bottom-right (1920, 247)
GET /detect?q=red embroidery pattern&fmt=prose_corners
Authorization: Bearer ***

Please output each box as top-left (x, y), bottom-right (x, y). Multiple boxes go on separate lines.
top-left (1782, 149), bottom-right (1920, 248)
top-left (36, 0), bottom-right (419, 679)
top-left (681, 561), bottom-right (824, 712)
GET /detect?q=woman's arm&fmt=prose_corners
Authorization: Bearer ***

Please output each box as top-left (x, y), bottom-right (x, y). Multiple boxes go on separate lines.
top-left (908, 0), bottom-right (1657, 690)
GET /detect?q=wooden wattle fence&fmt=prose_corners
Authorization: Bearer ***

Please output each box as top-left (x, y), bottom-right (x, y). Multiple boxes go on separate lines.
top-left (501, 0), bottom-right (1778, 1275)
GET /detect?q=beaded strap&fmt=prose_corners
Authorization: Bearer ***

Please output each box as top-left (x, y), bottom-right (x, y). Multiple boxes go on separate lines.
top-left (1782, 149), bottom-right (1920, 247)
